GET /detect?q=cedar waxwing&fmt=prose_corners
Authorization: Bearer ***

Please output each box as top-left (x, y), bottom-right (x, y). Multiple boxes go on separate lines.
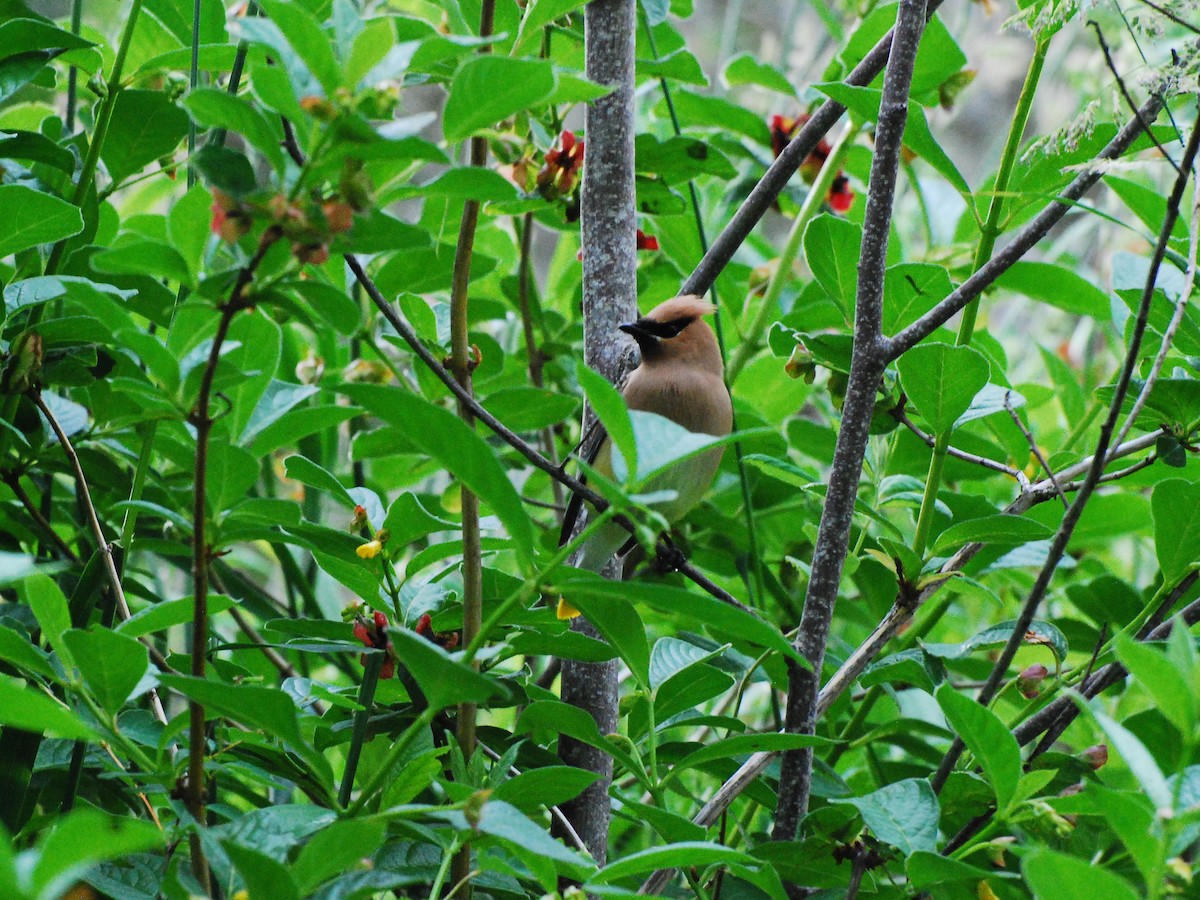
top-left (558, 296), bottom-right (733, 617)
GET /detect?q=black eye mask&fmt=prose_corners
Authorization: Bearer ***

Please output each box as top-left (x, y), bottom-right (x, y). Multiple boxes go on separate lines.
top-left (618, 316), bottom-right (694, 342)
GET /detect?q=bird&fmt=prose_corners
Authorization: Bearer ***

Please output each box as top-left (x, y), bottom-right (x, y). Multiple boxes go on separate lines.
top-left (557, 295), bottom-right (733, 617)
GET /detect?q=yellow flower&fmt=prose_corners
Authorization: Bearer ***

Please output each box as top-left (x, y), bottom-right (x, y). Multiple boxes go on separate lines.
top-left (356, 539), bottom-right (383, 559)
top-left (556, 597), bottom-right (581, 620)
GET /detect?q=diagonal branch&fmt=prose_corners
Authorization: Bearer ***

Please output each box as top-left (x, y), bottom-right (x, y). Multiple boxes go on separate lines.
top-left (680, 0), bottom-right (945, 299)
top-left (887, 89), bottom-right (1170, 359)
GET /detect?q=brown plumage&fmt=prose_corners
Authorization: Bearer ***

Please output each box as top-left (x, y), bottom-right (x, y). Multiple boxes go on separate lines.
top-left (559, 296), bottom-right (732, 605)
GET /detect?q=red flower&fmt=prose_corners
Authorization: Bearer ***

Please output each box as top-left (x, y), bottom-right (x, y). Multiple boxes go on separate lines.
top-left (352, 611), bottom-right (395, 679)
top-left (769, 113), bottom-right (854, 215)
top-left (537, 130), bottom-right (586, 201)
top-left (414, 612), bottom-right (461, 650)
top-left (636, 229), bottom-right (660, 251)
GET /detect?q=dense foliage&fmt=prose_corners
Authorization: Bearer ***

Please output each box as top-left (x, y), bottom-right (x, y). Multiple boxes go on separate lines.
top-left (2, 0), bottom-right (1200, 896)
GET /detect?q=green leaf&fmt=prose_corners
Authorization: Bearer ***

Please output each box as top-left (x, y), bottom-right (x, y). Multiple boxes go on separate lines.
top-left (860, 648), bottom-right (945, 693)
top-left (882, 262), bottom-right (953, 335)
top-left (668, 732), bottom-right (833, 778)
top-left (292, 817), bottom-right (386, 894)
top-left (936, 684), bottom-right (1021, 813)
top-left (661, 91), bottom-right (769, 143)
top-left (1152, 479), bottom-right (1200, 584)
top-left (99, 90), bottom-right (189, 183)
top-left (0, 624), bottom-right (55, 680)
top-left (1023, 848), bottom-right (1140, 900)
top-left (1083, 697), bottom-right (1172, 812)
top-left (635, 134), bottom-right (738, 184)
top-left (183, 87), bottom-right (285, 171)
top-left (995, 261), bottom-right (1110, 318)
top-left (30, 809), bottom-right (164, 900)
top-left (932, 514), bottom-right (1054, 555)
top-left (722, 53), bottom-right (796, 95)
top-left (389, 628), bottom-right (507, 712)
top-left (485, 387), bottom-right (580, 432)
top-left (389, 167), bottom-right (520, 203)
top-left (117, 594), bottom-right (237, 638)
top-left (193, 144), bottom-right (258, 197)
top-left (443, 56), bottom-right (556, 142)
top-left (158, 674), bottom-right (332, 790)
top-left (492, 766), bottom-right (600, 812)
top-left (898, 342), bottom-right (990, 432)
top-left (223, 841), bottom-right (300, 900)
top-left (907, 851), bottom-right (1015, 889)
top-left (924, 618), bottom-right (1069, 668)
top-left (649, 637), bottom-right (713, 690)
top-left (816, 82), bottom-right (969, 193)
top-left (20, 574), bottom-right (73, 666)
top-left (283, 455), bottom-right (355, 506)
top-left (555, 575), bottom-right (805, 667)
top-left (590, 841), bottom-right (780, 897)
top-left (92, 240), bottom-right (193, 286)
top-left (205, 442), bottom-right (261, 517)
top-left (575, 361), bottom-right (637, 480)
top-left (0, 19), bottom-right (94, 103)
top-left (0, 185), bottom-right (84, 258)
top-left (804, 213), bottom-right (861, 315)
top-left (834, 778), bottom-right (939, 856)
top-left (560, 592), bottom-right (650, 689)
top-left (1115, 633), bottom-right (1196, 738)
top-left (473, 800), bottom-right (592, 868)
top-left (61, 628), bottom-right (149, 715)
top-left (514, 0), bottom-right (587, 52)
top-left (0, 552), bottom-right (38, 586)
top-left (0, 676), bottom-right (96, 739)
top-left (342, 384), bottom-right (535, 564)
top-left (382, 492), bottom-right (456, 548)
top-left (167, 184), bottom-right (213, 283)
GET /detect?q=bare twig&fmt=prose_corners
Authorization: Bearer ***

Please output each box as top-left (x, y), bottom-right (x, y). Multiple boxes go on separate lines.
top-left (1111, 182), bottom-right (1200, 453)
top-left (1089, 21), bottom-right (1181, 175)
top-left (1005, 391), bottom-right (1067, 508)
top-left (893, 410), bottom-right (1028, 483)
top-left (2, 470), bottom-right (81, 562)
top-left (185, 225), bottom-right (282, 889)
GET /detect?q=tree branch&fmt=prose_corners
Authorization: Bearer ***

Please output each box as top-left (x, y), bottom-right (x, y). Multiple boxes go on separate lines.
top-left (887, 89), bottom-right (1169, 359)
top-left (680, 0), bottom-right (945, 299)
top-left (774, 0), bottom-right (929, 845)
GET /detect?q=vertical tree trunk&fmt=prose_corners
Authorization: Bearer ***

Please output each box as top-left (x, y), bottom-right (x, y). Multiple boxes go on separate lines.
top-left (555, 0), bottom-right (637, 867)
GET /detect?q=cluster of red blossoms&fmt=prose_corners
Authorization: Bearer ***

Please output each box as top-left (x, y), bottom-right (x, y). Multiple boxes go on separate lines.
top-left (536, 130), bottom-right (585, 201)
top-left (351, 610), bottom-right (460, 680)
top-left (769, 114), bottom-right (855, 214)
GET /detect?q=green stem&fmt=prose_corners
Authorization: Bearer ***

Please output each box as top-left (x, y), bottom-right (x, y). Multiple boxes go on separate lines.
top-left (44, 0), bottom-right (146, 277)
top-left (346, 707), bottom-right (437, 816)
top-left (338, 652), bottom-right (384, 808)
top-left (910, 39), bottom-right (1049, 557)
top-left (727, 118), bottom-right (860, 384)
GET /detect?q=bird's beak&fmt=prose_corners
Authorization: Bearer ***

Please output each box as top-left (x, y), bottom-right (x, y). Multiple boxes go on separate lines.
top-left (620, 321), bottom-right (653, 341)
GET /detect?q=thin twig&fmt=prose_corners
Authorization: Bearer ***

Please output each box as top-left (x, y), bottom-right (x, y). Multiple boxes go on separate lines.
top-left (32, 393), bottom-right (171, 727)
top-left (1132, 0), bottom-right (1200, 35)
top-left (1089, 21), bottom-right (1181, 175)
top-left (1111, 183), bottom-right (1200, 453)
top-left (1005, 391), bottom-right (1067, 508)
top-left (893, 409), bottom-right (1028, 483)
top-left (185, 225), bottom-right (282, 888)
top-left (2, 470), bottom-right (81, 562)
